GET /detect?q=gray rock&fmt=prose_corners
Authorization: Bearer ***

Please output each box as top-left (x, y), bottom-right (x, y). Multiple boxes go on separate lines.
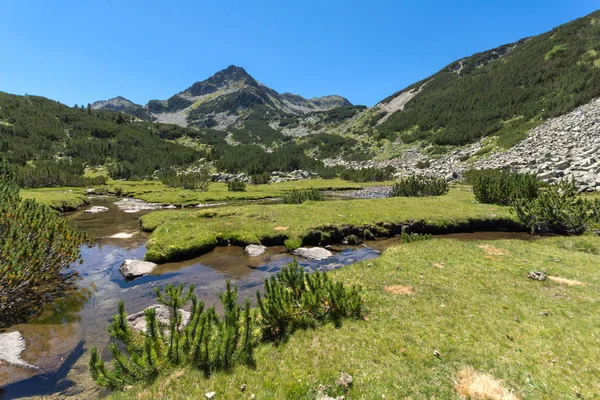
top-left (292, 247), bottom-right (333, 261)
top-left (0, 331), bottom-right (36, 369)
top-left (84, 205), bottom-right (109, 214)
top-left (245, 244), bottom-right (267, 257)
top-left (119, 259), bottom-right (158, 280)
top-left (126, 304), bottom-right (191, 333)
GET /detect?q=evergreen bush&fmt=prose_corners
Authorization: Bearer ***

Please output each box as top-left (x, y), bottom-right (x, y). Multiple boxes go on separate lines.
top-left (89, 282), bottom-right (255, 390)
top-left (227, 180), bottom-right (246, 192)
top-left (0, 159), bottom-right (86, 327)
top-left (160, 167), bottom-right (210, 191)
top-left (390, 176), bottom-right (449, 197)
top-left (256, 260), bottom-right (363, 342)
top-left (512, 180), bottom-right (600, 234)
top-left (470, 169), bottom-right (541, 205)
top-left (282, 188), bottom-right (324, 204)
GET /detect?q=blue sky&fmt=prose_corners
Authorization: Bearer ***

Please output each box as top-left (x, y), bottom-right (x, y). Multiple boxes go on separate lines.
top-left (1, 1), bottom-right (598, 107)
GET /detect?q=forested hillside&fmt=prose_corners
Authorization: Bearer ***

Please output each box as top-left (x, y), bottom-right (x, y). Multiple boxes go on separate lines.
top-left (376, 10), bottom-right (600, 146)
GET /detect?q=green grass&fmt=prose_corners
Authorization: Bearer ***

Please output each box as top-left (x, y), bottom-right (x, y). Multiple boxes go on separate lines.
top-left (19, 188), bottom-right (90, 211)
top-left (98, 179), bottom-right (393, 205)
top-left (112, 235), bottom-right (600, 399)
top-left (140, 188), bottom-right (518, 263)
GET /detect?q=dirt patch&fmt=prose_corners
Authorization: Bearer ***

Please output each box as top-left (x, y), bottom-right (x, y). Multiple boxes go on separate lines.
top-left (547, 276), bottom-right (585, 286)
top-left (455, 367), bottom-right (520, 400)
top-left (384, 285), bottom-right (415, 295)
top-left (478, 244), bottom-right (510, 256)
top-left (433, 262), bottom-right (446, 269)
top-left (274, 226), bottom-right (289, 231)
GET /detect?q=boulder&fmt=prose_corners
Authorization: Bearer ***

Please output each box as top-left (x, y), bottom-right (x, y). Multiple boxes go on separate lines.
top-left (126, 304), bottom-right (191, 333)
top-left (119, 259), bottom-right (158, 280)
top-left (84, 206), bottom-right (109, 214)
top-left (245, 244), bottom-right (267, 257)
top-left (292, 247), bottom-right (333, 261)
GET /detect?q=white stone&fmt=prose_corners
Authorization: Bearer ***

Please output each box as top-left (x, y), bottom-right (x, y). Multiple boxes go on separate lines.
top-left (126, 305), bottom-right (191, 333)
top-left (245, 244), bottom-right (267, 257)
top-left (119, 259), bottom-right (158, 280)
top-left (292, 247), bottom-right (333, 261)
top-left (84, 206), bottom-right (109, 214)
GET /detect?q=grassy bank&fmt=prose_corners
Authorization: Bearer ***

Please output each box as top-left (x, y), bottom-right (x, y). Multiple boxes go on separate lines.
top-left (112, 235), bottom-right (600, 399)
top-left (96, 179), bottom-right (392, 205)
top-left (140, 189), bottom-right (520, 263)
top-left (19, 188), bottom-right (90, 211)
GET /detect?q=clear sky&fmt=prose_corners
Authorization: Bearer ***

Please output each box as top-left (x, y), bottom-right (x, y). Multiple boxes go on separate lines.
top-left (1, 1), bottom-right (598, 107)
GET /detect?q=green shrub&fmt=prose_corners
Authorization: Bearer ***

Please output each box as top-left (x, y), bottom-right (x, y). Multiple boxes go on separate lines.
top-left (256, 260), bottom-right (362, 341)
top-left (160, 167), bottom-right (210, 191)
top-left (471, 169), bottom-right (541, 205)
top-left (512, 180), bottom-right (600, 234)
top-left (340, 167), bottom-right (394, 182)
top-left (227, 180), bottom-right (247, 192)
top-left (282, 188), bottom-right (324, 204)
top-left (0, 159), bottom-right (86, 326)
top-left (400, 231), bottom-right (432, 243)
top-left (284, 237), bottom-right (303, 251)
top-left (390, 176), bottom-right (449, 197)
top-left (251, 172), bottom-right (271, 185)
top-left (89, 282), bottom-right (254, 390)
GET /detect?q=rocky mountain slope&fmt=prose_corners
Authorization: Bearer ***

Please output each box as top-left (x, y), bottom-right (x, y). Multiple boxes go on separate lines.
top-left (368, 10), bottom-right (600, 146)
top-left (93, 66), bottom-right (352, 129)
top-left (91, 96), bottom-right (154, 121)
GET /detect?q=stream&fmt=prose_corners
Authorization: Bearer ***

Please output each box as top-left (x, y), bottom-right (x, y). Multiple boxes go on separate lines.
top-left (0, 196), bottom-right (537, 399)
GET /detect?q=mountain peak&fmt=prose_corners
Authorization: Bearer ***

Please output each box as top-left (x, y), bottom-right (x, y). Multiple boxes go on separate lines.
top-left (186, 65), bottom-right (257, 97)
top-left (91, 96), bottom-right (139, 111)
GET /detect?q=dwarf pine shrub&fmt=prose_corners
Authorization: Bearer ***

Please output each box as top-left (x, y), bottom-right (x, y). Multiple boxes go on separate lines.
top-left (470, 169), bottom-right (541, 205)
top-left (0, 159), bottom-right (86, 327)
top-left (256, 260), bottom-right (363, 341)
top-left (160, 167), bottom-right (210, 191)
top-left (227, 180), bottom-right (246, 192)
top-left (390, 175), bottom-right (449, 197)
top-left (282, 188), bottom-right (324, 204)
top-left (89, 282), bottom-right (255, 390)
top-left (512, 180), bottom-right (600, 234)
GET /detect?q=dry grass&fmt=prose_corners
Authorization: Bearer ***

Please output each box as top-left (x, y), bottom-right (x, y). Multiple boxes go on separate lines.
top-left (433, 262), bottom-right (446, 269)
top-left (478, 244), bottom-right (510, 256)
top-left (455, 367), bottom-right (520, 400)
top-left (384, 285), bottom-right (415, 295)
top-left (547, 276), bottom-right (585, 286)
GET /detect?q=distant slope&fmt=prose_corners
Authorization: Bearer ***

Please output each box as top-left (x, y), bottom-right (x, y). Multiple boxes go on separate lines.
top-left (0, 92), bottom-right (201, 179)
top-left (373, 10), bottom-right (600, 146)
top-left (91, 96), bottom-right (154, 121)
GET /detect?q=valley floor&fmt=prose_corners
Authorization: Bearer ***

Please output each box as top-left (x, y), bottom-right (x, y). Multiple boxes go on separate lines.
top-left (112, 235), bottom-right (600, 399)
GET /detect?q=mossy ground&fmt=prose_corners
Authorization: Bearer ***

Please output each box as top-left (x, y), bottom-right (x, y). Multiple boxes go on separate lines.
top-left (112, 235), bottom-right (600, 399)
top-left (140, 188), bottom-right (518, 263)
top-left (98, 179), bottom-right (392, 205)
top-left (19, 188), bottom-right (89, 211)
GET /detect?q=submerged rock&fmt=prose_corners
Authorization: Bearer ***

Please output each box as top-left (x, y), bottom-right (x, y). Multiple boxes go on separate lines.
top-left (292, 247), bottom-right (333, 261)
top-left (108, 232), bottom-right (136, 239)
top-left (245, 244), bottom-right (267, 257)
top-left (0, 332), bottom-right (36, 369)
top-left (84, 205), bottom-right (109, 214)
top-left (119, 259), bottom-right (158, 280)
top-left (126, 305), bottom-right (191, 333)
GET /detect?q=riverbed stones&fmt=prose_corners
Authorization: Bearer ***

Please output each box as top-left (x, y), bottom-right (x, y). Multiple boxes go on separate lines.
top-left (119, 259), bottom-right (158, 280)
top-left (292, 247), bottom-right (333, 261)
top-left (84, 205), bottom-right (109, 214)
top-left (244, 244), bottom-right (267, 257)
top-left (0, 331), bottom-right (35, 369)
top-left (126, 305), bottom-right (191, 333)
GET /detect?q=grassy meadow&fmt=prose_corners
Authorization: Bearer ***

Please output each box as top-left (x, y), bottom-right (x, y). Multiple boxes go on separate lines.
top-left (112, 235), bottom-right (600, 399)
top-left (140, 188), bottom-right (520, 263)
top-left (19, 187), bottom-right (90, 211)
